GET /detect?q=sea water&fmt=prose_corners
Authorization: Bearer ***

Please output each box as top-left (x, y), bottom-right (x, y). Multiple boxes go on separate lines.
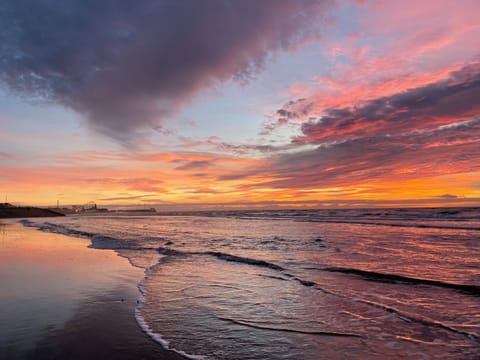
top-left (22, 207), bottom-right (480, 359)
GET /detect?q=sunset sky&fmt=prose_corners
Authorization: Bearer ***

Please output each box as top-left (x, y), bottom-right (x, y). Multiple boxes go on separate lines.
top-left (1, 0), bottom-right (479, 209)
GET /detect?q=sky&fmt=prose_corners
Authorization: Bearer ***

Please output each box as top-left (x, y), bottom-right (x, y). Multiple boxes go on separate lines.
top-left (0, 0), bottom-right (479, 209)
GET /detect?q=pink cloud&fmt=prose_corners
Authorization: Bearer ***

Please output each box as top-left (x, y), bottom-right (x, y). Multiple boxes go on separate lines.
top-left (267, 0), bottom-right (480, 139)
top-left (237, 129), bottom-right (480, 191)
top-left (293, 63), bottom-right (480, 144)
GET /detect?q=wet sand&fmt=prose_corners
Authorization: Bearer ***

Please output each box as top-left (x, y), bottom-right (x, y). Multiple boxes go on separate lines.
top-left (0, 221), bottom-right (184, 360)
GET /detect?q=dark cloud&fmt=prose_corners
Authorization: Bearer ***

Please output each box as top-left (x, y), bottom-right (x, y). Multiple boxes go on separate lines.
top-left (180, 187), bottom-right (222, 194)
top-left (175, 160), bottom-right (212, 171)
top-left (290, 63), bottom-right (480, 144)
top-left (220, 118), bottom-right (480, 189)
top-left (276, 108), bottom-right (299, 120)
top-left (218, 142), bottom-right (281, 155)
top-left (99, 194), bottom-right (157, 201)
top-left (218, 171), bottom-right (258, 181)
top-left (0, 0), bottom-right (333, 142)
top-left (266, 98), bottom-right (313, 133)
top-left (437, 194), bottom-right (458, 199)
top-left (272, 121), bottom-right (480, 189)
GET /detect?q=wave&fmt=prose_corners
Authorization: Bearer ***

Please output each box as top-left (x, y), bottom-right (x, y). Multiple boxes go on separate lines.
top-left (159, 245), bottom-right (480, 342)
top-left (156, 247), bottom-right (333, 293)
top-left (135, 268), bottom-right (206, 360)
top-left (226, 216), bottom-right (480, 230)
top-left (301, 219), bottom-right (480, 231)
top-left (162, 208), bottom-right (480, 230)
top-left (20, 219), bottom-right (159, 251)
top-left (204, 251), bottom-right (285, 271)
top-left (20, 219), bottom-right (479, 344)
top-left (153, 247), bottom-right (480, 339)
top-left (157, 247), bottom-right (187, 257)
top-left (198, 250), bottom-right (480, 340)
top-left (319, 267), bottom-right (480, 297)
top-left (352, 297), bottom-right (479, 341)
top-left (217, 317), bottom-right (362, 337)
top-left (21, 219), bottom-right (96, 239)
top-left (257, 274), bottom-right (289, 281)
top-left (36, 218), bottom-right (470, 342)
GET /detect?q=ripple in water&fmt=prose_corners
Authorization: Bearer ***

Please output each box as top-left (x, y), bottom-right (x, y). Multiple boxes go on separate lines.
top-left (140, 252), bottom-right (479, 359)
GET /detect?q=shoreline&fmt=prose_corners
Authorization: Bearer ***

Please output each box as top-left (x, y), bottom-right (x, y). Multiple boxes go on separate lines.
top-left (0, 221), bottom-right (185, 360)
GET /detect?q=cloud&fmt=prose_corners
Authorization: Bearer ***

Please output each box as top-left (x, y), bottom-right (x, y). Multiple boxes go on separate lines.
top-left (99, 194), bottom-right (157, 201)
top-left (80, 177), bottom-right (164, 193)
top-left (269, 123), bottom-right (480, 189)
top-left (217, 142), bottom-right (282, 155)
top-left (292, 63), bottom-right (480, 144)
top-left (247, 4), bottom-right (480, 195)
top-left (220, 116), bottom-right (480, 190)
top-left (269, 0), bottom-right (480, 134)
top-left (437, 194), bottom-right (458, 199)
top-left (0, 0), bottom-right (333, 142)
top-left (175, 160), bottom-right (212, 171)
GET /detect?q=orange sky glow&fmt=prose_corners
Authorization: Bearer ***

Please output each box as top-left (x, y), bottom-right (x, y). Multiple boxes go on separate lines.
top-left (0, 0), bottom-right (479, 209)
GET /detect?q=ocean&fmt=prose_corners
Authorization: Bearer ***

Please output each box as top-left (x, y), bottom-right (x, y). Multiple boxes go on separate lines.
top-left (21, 207), bottom-right (480, 359)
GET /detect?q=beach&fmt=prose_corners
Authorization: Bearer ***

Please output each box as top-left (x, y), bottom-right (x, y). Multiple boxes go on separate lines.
top-left (1, 209), bottom-right (479, 359)
top-left (0, 221), bottom-right (184, 360)
top-left (2, 0), bottom-right (479, 358)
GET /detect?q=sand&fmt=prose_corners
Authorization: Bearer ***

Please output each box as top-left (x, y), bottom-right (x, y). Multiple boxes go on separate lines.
top-left (0, 221), bottom-right (185, 360)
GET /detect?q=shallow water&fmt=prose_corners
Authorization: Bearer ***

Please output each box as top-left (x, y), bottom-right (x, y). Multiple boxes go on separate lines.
top-left (0, 222), bottom-right (181, 360)
top-left (22, 207), bottom-right (480, 359)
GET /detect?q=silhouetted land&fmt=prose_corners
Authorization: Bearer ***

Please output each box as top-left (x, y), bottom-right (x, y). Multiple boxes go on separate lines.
top-left (0, 203), bottom-right (64, 218)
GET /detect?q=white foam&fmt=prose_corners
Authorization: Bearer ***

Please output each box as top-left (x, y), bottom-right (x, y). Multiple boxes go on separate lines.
top-left (134, 266), bottom-right (207, 360)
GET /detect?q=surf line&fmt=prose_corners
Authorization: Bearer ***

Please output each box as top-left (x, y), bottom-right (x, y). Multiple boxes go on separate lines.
top-left (156, 247), bottom-right (480, 342)
top-left (217, 317), bottom-right (362, 338)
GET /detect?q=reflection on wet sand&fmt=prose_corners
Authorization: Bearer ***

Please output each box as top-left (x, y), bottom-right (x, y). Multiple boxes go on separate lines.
top-left (0, 222), bottom-right (183, 360)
